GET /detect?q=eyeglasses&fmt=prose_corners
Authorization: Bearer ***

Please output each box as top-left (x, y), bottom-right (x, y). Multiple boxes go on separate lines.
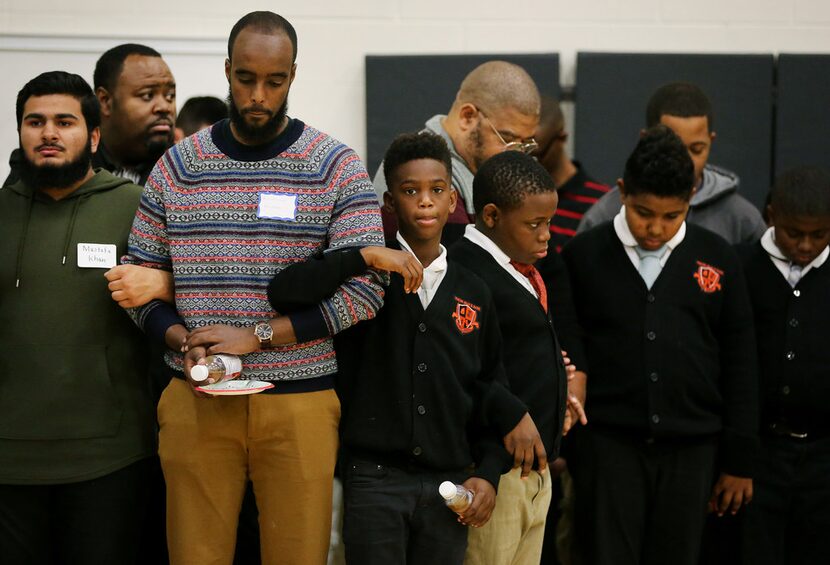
top-left (479, 111), bottom-right (539, 155)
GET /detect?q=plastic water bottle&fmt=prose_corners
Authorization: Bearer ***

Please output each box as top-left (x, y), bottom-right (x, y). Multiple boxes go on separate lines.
top-left (190, 354), bottom-right (242, 384)
top-left (439, 481), bottom-right (473, 513)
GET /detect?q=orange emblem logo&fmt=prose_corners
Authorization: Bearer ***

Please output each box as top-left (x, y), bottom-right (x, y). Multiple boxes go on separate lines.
top-left (452, 297), bottom-right (481, 334)
top-left (693, 261), bottom-right (724, 293)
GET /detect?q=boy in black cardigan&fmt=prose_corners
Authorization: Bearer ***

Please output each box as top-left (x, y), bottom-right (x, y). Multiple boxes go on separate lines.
top-left (449, 151), bottom-right (574, 565)
top-left (267, 132), bottom-right (536, 565)
top-left (737, 167), bottom-right (830, 565)
top-left (561, 126), bottom-right (758, 565)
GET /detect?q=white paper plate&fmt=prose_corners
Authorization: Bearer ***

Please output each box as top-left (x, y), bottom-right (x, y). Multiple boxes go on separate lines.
top-left (195, 380), bottom-right (275, 396)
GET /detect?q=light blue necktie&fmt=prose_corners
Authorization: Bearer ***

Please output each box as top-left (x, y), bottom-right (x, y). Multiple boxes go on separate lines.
top-left (635, 245), bottom-right (667, 289)
top-left (787, 264), bottom-right (803, 288)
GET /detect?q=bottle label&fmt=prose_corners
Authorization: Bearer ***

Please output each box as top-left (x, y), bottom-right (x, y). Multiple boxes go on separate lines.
top-left (215, 355), bottom-right (243, 381)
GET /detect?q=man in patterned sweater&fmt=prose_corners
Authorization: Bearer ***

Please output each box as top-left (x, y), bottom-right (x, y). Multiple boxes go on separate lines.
top-left (122, 12), bottom-right (385, 565)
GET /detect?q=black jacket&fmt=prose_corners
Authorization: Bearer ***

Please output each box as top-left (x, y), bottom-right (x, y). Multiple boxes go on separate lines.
top-left (268, 244), bottom-right (524, 488)
top-left (562, 222), bottom-right (759, 476)
top-left (448, 237), bottom-right (568, 461)
top-left (738, 241), bottom-right (830, 437)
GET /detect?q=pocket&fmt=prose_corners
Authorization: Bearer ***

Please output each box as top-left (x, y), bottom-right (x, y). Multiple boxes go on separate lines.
top-left (346, 459), bottom-right (389, 486)
top-left (0, 344), bottom-right (122, 440)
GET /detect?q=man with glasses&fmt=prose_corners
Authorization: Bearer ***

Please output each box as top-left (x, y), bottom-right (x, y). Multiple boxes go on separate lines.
top-left (372, 60), bottom-right (541, 245)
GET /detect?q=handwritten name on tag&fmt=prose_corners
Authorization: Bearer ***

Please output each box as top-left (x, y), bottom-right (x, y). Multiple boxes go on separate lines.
top-left (77, 243), bottom-right (117, 268)
top-left (258, 193), bottom-right (297, 221)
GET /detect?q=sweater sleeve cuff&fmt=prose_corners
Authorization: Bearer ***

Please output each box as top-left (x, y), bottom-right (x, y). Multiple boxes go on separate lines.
top-left (341, 247), bottom-right (368, 277)
top-left (718, 429), bottom-right (759, 478)
top-left (473, 446), bottom-right (511, 492)
top-left (143, 301), bottom-right (185, 346)
top-left (288, 307), bottom-right (331, 343)
top-left (485, 382), bottom-right (529, 437)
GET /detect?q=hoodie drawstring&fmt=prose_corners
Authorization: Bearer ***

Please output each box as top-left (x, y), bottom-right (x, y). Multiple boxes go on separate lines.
top-left (14, 193), bottom-right (36, 288)
top-left (61, 195), bottom-right (87, 265)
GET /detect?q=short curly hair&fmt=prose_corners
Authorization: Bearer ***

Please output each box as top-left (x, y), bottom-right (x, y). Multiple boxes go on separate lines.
top-left (472, 151), bottom-right (555, 213)
top-left (623, 125), bottom-right (695, 199)
top-left (769, 166), bottom-right (830, 218)
top-left (383, 131), bottom-right (452, 184)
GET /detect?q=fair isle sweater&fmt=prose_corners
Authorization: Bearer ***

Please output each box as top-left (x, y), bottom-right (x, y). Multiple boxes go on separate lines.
top-left (124, 118), bottom-right (386, 386)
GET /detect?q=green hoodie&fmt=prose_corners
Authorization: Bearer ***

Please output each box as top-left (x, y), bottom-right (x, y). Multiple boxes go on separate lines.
top-left (0, 169), bottom-right (156, 484)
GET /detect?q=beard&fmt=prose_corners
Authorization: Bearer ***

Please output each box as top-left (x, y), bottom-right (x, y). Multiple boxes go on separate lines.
top-left (18, 138), bottom-right (93, 191)
top-left (145, 131), bottom-right (174, 163)
top-left (469, 123), bottom-right (487, 170)
top-left (227, 88), bottom-right (288, 145)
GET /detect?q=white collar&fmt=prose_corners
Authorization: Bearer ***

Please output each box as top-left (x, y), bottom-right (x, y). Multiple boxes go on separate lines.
top-left (396, 232), bottom-right (447, 278)
top-left (761, 226), bottom-right (829, 271)
top-left (613, 205), bottom-right (687, 251)
top-left (463, 224), bottom-right (513, 267)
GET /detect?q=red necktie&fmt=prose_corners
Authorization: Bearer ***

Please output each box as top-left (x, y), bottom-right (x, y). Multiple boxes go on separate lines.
top-left (509, 261), bottom-right (548, 313)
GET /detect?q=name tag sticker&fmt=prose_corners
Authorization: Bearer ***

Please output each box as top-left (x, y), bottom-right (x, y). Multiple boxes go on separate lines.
top-left (258, 193), bottom-right (297, 221)
top-left (77, 243), bottom-right (117, 268)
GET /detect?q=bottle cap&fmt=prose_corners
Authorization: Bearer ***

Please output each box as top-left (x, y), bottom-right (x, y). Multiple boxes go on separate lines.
top-left (439, 481), bottom-right (457, 500)
top-left (190, 365), bottom-right (209, 382)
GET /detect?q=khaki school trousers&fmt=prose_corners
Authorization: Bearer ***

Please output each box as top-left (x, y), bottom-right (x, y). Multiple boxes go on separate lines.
top-left (464, 467), bottom-right (552, 565)
top-left (158, 379), bottom-right (340, 565)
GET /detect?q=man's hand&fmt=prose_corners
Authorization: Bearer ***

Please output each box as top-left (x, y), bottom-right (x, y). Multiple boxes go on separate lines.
top-left (503, 412), bottom-right (547, 478)
top-left (708, 473), bottom-right (753, 516)
top-left (104, 265), bottom-right (174, 308)
top-left (360, 246), bottom-right (424, 294)
top-left (183, 345), bottom-right (211, 398)
top-left (563, 370), bottom-right (588, 436)
top-left (184, 324), bottom-right (260, 356)
top-left (457, 477), bottom-right (496, 528)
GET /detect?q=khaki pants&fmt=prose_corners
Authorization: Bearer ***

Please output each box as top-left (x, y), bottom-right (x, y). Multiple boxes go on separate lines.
top-left (158, 379), bottom-right (340, 565)
top-left (465, 467), bottom-right (552, 565)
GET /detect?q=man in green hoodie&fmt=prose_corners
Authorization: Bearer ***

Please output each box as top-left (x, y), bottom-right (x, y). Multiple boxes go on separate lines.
top-left (0, 71), bottom-right (156, 564)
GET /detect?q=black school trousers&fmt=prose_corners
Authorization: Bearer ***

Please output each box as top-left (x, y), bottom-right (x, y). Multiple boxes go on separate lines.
top-left (568, 426), bottom-right (717, 565)
top-left (0, 457), bottom-right (152, 565)
top-left (342, 455), bottom-right (469, 565)
top-left (741, 434), bottom-right (830, 565)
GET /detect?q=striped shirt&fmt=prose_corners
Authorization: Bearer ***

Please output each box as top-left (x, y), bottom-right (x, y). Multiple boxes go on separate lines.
top-left (551, 162), bottom-right (610, 253)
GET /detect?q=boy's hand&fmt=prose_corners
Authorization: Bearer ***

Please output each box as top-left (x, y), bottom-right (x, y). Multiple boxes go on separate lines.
top-left (708, 473), bottom-right (753, 516)
top-left (360, 246), bottom-right (424, 293)
top-left (562, 349), bottom-right (576, 380)
top-left (504, 412), bottom-right (547, 478)
top-left (562, 370), bottom-right (588, 436)
top-left (457, 477), bottom-right (496, 528)
top-left (105, 264), bottom-right (175, 308)
top-left (184, 324), bottom-right (260, 355)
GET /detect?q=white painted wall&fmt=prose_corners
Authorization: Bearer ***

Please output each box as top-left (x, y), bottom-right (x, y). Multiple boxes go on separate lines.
top-left (3, 0), bottom-right (830, 181)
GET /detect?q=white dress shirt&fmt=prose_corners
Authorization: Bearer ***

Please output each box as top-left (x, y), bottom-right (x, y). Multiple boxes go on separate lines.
top-left (760, 226), bottom-right (829, 283)
top-left (396, 232), bottom-right (448, 309)
top-left (613, 206), bottom-right (688, 270)
top-left (462, 224), bottom-right (538, 298)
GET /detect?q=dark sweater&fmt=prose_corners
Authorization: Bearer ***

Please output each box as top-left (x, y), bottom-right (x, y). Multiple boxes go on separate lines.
top-left (562, 222), bottom-right (759, 476)
top-left (268, 244), bottom-right (524, 488)
top-left (448, 237), bottom-right (568, 461)
top-left (737, 242), bottom-right (830, 437)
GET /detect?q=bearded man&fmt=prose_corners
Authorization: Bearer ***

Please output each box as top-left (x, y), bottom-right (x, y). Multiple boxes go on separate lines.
top-left (0, 71), bottom-right (155, 565)
top-left (121, 11), bottom-right (386, 565)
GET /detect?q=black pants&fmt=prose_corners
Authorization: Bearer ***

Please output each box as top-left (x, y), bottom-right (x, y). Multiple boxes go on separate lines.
top-left (0, 457), bottom-right (153, 565)
top-left (741, 435), bottom-right (830, 565)
top-left (568, 427), bottom-right (717, 565)
top-left (342, 456), bottom-right (468, 565)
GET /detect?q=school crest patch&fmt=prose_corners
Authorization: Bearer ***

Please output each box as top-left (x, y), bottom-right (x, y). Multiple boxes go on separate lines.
top-left (452, 297), bottom-right (481, 334)
top-left (693, 261), bottom-right (724, 293)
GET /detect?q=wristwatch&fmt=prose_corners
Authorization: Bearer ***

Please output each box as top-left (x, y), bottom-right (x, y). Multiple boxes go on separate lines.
top-left (254, 322), bottom-right (273, 349)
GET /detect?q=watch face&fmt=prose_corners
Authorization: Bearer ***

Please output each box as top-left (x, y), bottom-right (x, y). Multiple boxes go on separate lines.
top-left (255, 323), bottom-right (273, 340)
